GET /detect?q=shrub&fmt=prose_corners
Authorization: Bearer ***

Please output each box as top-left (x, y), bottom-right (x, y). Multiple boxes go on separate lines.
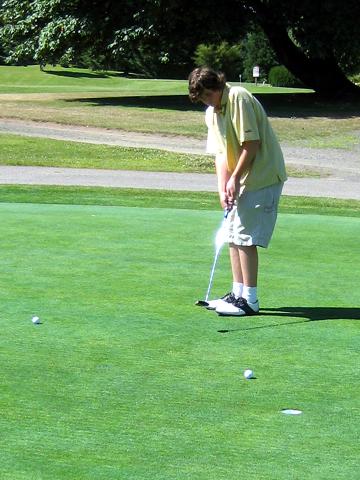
top-left (269, 65), bottom-right (304, 87)
top-left (193, 41), bottom-right (242, 81)
top-left (350, 72), bottom-right (360, 85)
top-left (241, 29), bottom-right (278, 82)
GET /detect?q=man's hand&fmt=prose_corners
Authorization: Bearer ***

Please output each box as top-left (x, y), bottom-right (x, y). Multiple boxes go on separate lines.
top-left (226, 176), bottom-right (238, 207)
top-left (225, 140), bottom-right (260, 205)
top-left (219, 191), bottom-right (230, 209)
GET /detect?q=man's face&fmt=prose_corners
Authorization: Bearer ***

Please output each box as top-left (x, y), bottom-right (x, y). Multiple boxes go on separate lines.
top-left (199, 88), bottom-right (222, 110)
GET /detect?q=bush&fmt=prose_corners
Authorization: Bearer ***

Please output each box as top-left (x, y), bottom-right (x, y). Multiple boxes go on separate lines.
top-left (350, 72), bottom-right (360, 85)
top-left (241, 29), bottom-right (278, 82)
top-left (193, 41), bottom-right (242, 81)
top-left (268, 65), bottom-right (304, 87)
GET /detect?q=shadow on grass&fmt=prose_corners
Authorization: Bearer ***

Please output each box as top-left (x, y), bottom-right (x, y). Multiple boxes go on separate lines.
top-left (44, 70), bottom-right (109, 79)
top-left (65, 95), bottom-right (203, 112)
top-left (255, 93), bottom-right (360, 118)
top-left (64, 92), bottom-right (360, 117)
top-left (43, 69), bottom-right (146, 79)
top-left (217, 306), bottom-right (360, 333)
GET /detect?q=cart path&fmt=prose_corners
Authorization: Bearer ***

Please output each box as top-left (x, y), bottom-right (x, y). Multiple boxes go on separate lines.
top-left (0, 118), bottom-right (359, 200)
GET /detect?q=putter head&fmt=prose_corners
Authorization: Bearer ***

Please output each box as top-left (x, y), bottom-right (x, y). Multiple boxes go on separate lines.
top-left (195, 300), bottom-right (209, 307)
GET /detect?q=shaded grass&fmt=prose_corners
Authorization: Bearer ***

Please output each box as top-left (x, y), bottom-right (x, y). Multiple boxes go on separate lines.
top-left (0, 203), bottom-right (359, 479)
top-left (0, 184), bottom-right (360, 217)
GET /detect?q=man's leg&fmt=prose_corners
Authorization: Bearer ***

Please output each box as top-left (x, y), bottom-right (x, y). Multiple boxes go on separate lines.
top-left (215, 245), bottom-right (259, 315)
top-left (229, 243), bottom-right (244, 298)
top-left (238, 245), bottom-right (258, 287)
top-left (239, 245), bottom-right (259, 306)
top-left (229, 243), bottom-right (242, 283)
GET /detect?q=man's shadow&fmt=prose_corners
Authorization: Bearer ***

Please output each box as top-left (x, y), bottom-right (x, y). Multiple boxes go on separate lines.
top-left (217, 306), bottom-right (360, 333)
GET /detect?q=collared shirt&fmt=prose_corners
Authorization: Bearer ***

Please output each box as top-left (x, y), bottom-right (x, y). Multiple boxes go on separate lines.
top-left (206, 84), bottom-right (287, 191)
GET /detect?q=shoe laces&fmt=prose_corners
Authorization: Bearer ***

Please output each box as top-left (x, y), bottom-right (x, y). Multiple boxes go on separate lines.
top-left (233, 297), bottom-right (247, 308)
top-left (221, 292), bottom-right (236, 303)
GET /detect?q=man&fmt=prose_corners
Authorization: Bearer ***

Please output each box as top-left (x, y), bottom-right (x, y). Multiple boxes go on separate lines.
top-left (188, 67), bottom-right (287, 316)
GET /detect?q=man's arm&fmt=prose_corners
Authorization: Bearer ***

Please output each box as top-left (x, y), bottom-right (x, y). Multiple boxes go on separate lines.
top-left (226, 140), bottom-right (260, 206)
top-left (215, 154), bottom-right (231, 209)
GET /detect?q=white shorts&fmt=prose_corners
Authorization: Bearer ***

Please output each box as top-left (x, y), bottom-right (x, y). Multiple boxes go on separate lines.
top-left (227, 183), bottom-right (283, 248)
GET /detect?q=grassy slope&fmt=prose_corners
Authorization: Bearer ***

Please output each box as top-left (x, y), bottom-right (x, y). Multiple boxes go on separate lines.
top-left (0, 203), bottom-right (359, 479)
top-left (0, 134), bottom-right (325, 177)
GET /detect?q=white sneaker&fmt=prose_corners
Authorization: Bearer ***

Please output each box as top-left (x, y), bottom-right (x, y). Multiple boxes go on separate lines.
top-left (206, 292), bottom-right (237, 311)
top-left (216, 298), bottom-right (259, 316)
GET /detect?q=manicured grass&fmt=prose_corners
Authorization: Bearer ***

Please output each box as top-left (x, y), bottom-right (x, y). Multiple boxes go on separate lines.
top-left (0, 202), bottom-right (359, 479)
top-left (0, 65), bottom-right (188, 94)
top-left (0, 184), bottom-right (360, 217)
top-left (0, 133), bottom-right (325, 177)
top-left (0, 65), bottom-right (312, 95)
top-left (2, 65), bottom-right (359, 148)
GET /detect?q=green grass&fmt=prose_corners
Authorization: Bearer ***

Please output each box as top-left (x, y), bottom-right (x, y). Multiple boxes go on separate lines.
top-left (0, 65), bottom-right (188, 94)
top-left (1, 185), bottom-right (360, 217)
top-left (0, 133), bottom-right (326, 177)
top-left (0, 133), bottom-right (214, 172)
top-left (0, 202), bottom-right (359, 479)
top-left (0, 65), bottom-right (312, 95)
top-left (4, 65), bottom-right (360, 149)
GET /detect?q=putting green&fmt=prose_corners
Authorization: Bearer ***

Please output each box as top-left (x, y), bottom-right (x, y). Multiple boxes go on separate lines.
top-left (0, 203), bottom-right (359, 480)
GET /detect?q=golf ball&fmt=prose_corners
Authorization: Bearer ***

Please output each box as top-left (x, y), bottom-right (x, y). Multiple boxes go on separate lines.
top-left (32, 316), bottom-right (40, 324)
top-left (244, 369), bottom-right (254, 379)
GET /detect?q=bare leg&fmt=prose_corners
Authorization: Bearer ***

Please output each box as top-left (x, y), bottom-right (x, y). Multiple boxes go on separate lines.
top-left (229, 243), bottom-right (243, 283)
top-left (238, 245), bottom-right (258, 287)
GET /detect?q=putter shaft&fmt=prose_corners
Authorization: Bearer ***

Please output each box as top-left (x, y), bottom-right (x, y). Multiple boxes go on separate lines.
top-left (205, 246), bottom-right (222, 302)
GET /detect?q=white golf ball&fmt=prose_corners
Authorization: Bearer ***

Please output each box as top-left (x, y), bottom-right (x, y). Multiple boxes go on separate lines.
top-left (244, 369), bottom-right (254, 379)
top-left (32, 316), bottom-right (40, 324)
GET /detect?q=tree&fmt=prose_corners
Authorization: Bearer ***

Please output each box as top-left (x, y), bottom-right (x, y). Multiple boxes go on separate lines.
top-left (0, 0), bottom-right (228, 75)
top-left (240, 27), bottom-right (278, 82)
top-left (193, 41), bottom-right (243, 81)
top-left (245, 0), bottom-right (360, 96)
top-left (0, 0), bottom-right (146, 69)
top-left (1, 0), bottom-right (359, 96)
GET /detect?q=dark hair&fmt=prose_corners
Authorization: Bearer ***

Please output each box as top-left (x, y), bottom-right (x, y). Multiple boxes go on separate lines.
top-left (188, 67), bottom-right (226, 103)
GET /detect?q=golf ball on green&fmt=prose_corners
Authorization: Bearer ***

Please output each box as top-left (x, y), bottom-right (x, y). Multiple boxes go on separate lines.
top-left (32, 316), bottom-right (40, 324)
top-left (244, 369), bottom-right (254, 379)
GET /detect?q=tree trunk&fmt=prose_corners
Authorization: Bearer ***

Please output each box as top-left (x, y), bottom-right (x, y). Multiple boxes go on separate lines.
top-left (252, 4), bottom-right (360, 97)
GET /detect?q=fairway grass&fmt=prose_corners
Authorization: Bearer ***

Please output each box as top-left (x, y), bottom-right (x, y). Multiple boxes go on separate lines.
top-left (0, 65), bottom-right (311, 95)
top-left (0, 203), bottom-right (359, 479)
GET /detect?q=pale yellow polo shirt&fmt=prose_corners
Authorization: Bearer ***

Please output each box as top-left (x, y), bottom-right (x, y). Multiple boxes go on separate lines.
top-left (206, 84), bottom-right (287, 191)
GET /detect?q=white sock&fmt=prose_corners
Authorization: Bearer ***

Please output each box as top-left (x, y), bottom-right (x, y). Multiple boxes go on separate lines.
top-left (242, 286), bottom-right (257, 304)
top-left (232, 282), bottom-right (243, 299)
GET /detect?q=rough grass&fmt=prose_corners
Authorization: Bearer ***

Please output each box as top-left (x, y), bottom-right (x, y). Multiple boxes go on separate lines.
top-left (0, 133), bottom-right (326, 177)
top-left (1, 65), bottom-right (359, 148)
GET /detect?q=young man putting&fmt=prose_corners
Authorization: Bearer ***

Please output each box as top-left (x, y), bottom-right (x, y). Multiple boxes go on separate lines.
top-left (188, 67), bottom-right (287, 316)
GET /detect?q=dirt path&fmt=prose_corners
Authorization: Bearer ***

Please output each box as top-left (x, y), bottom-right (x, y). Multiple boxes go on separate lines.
top-left (0, 118), bottom-right (359, 200)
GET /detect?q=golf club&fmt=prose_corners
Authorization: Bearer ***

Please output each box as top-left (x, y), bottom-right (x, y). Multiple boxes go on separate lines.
top-left (196, 207), bottom-right (231, 307)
